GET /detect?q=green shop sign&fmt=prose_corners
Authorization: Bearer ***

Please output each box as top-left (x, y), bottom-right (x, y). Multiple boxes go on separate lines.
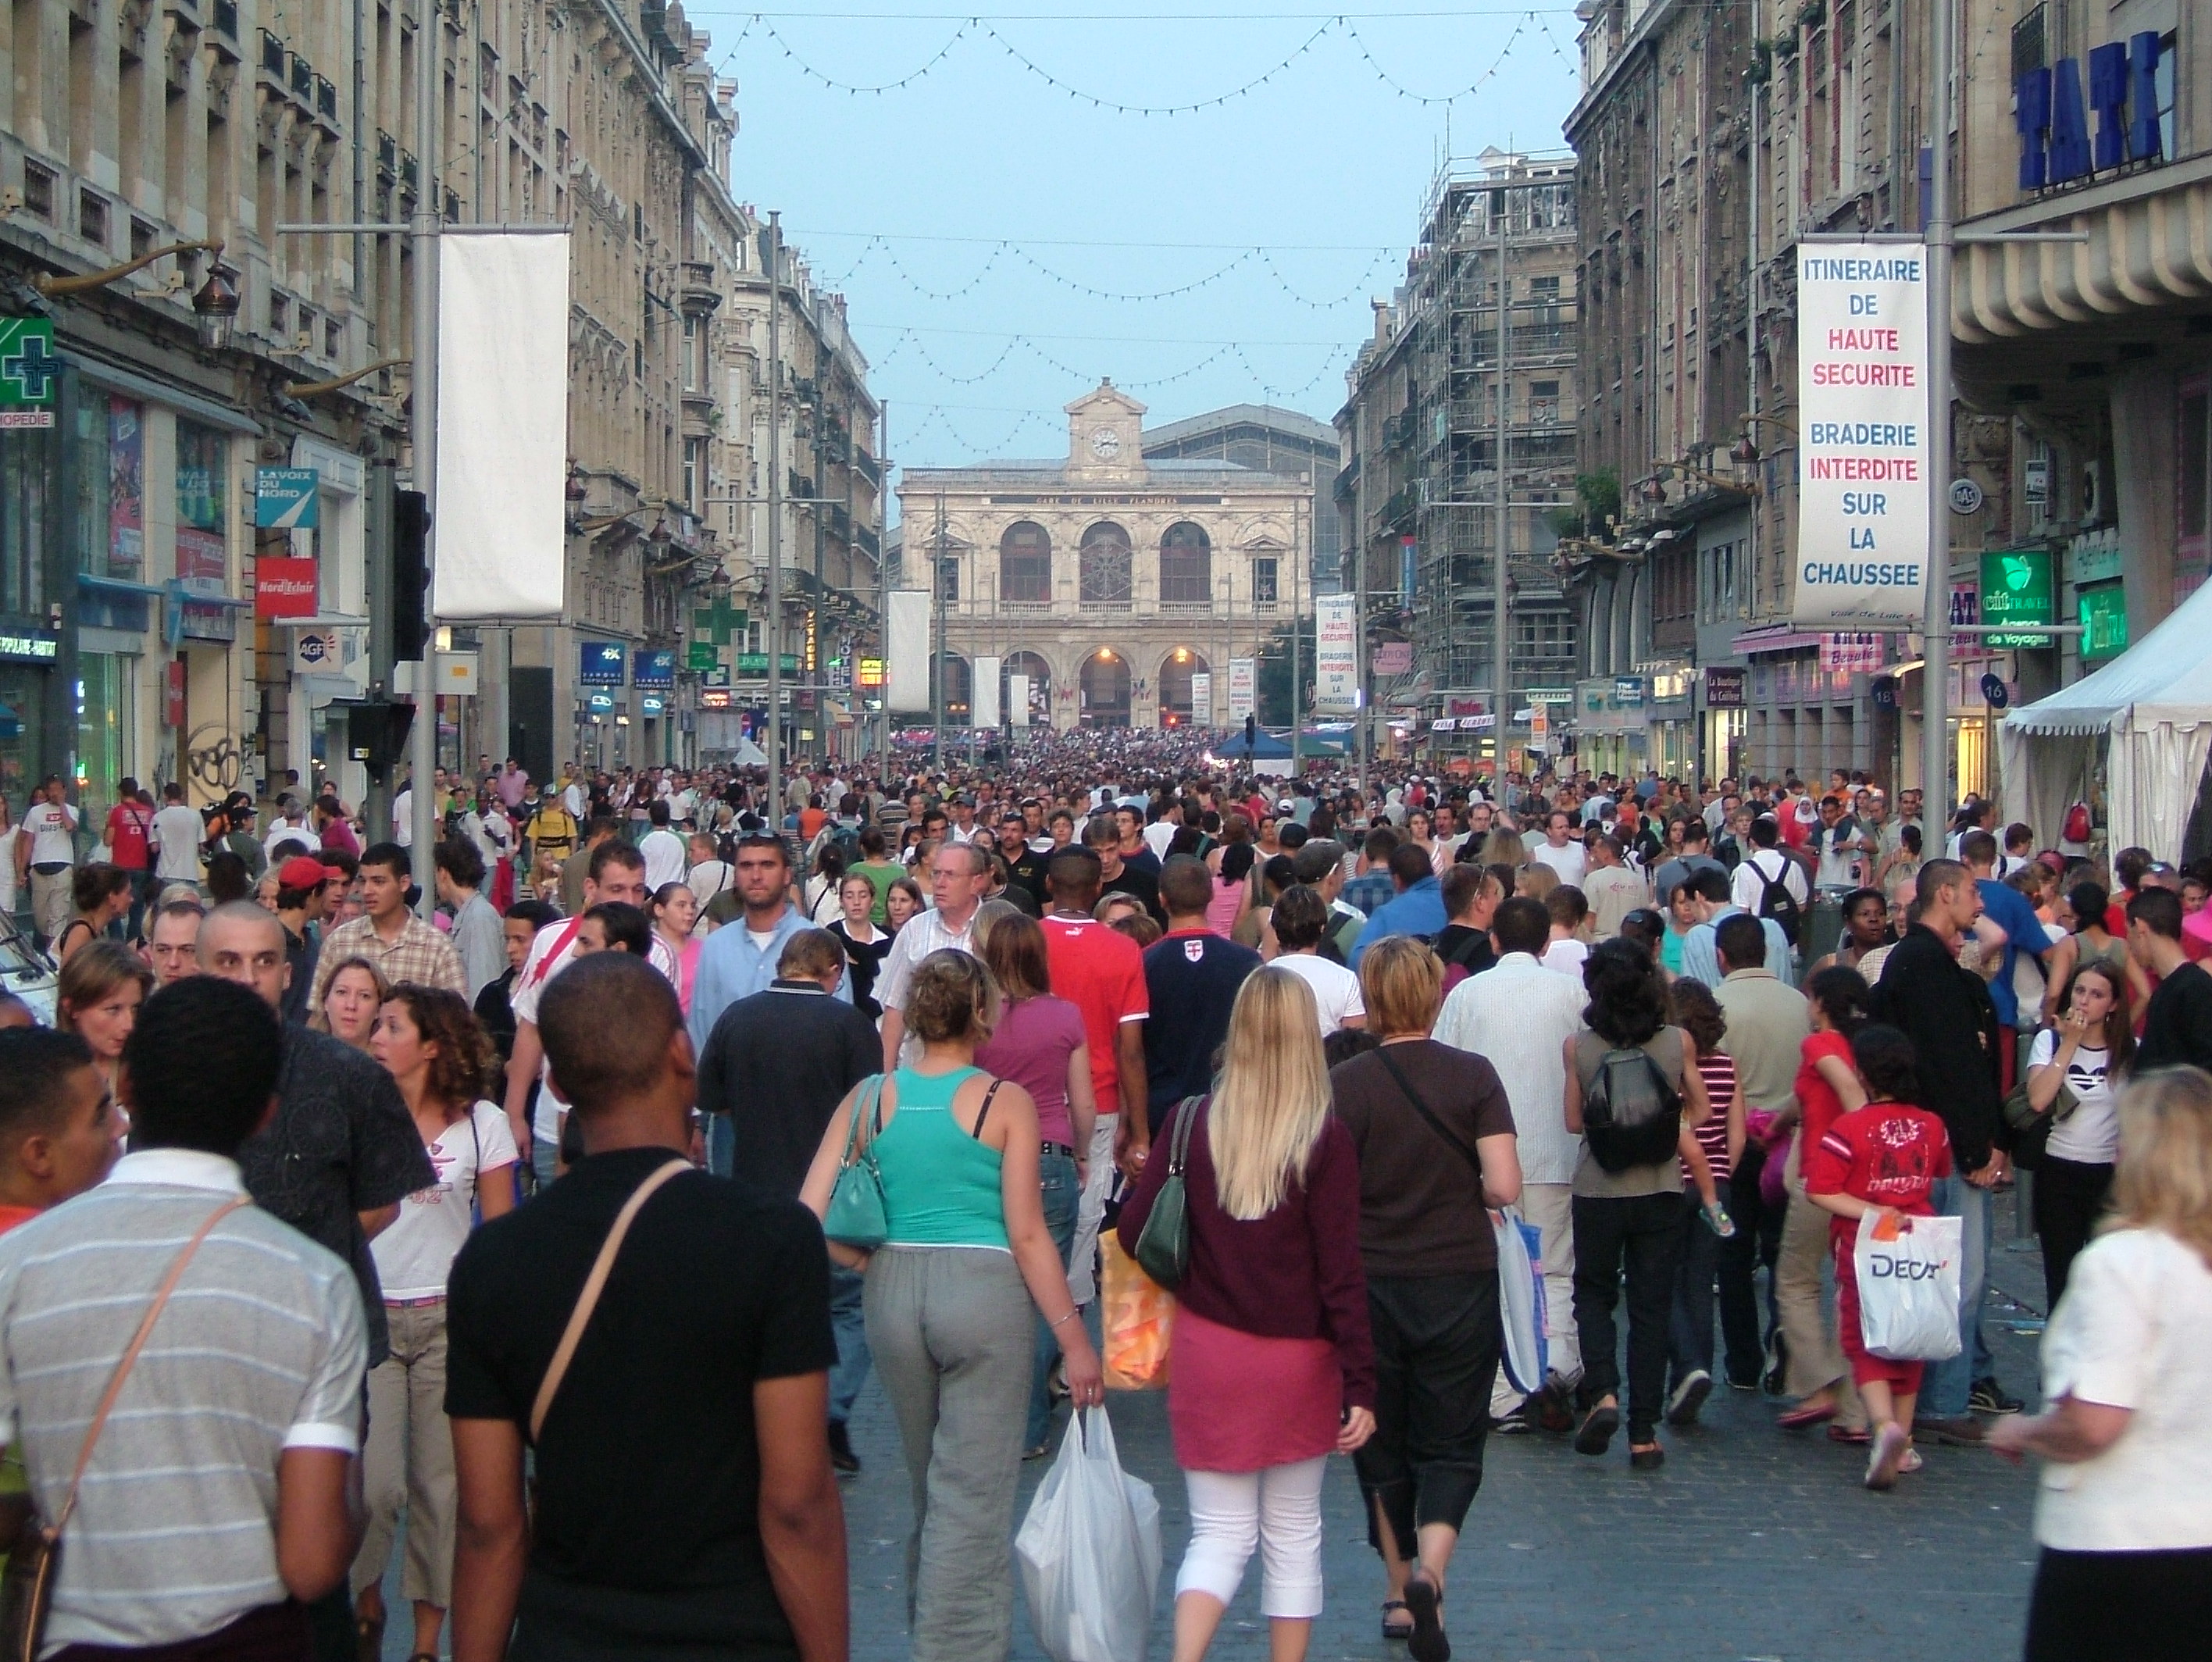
top-left (734, 652), bottom-right (801, 676)
top-left (2078, 586), bottom-right (2128, 661)
top-left (1979, 547), bottom-right (2054, 649)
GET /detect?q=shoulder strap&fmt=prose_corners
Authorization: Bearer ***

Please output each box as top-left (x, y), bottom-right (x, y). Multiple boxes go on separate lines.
top-left (969, 1077), bottom-right (1005, 1140)
top-left (1168, 1094), bottom-right (1204, 1174)
top-left (53, 1197), bottom-right (249, 1536)
top-left (530, 1157), bottom-right (690, 1443)
top-left (1372, 1045), bottom-right (1483, 1177)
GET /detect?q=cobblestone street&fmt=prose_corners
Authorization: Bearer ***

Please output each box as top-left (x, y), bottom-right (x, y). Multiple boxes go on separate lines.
top-left (840, 1236), bottom-right (2057, 1662)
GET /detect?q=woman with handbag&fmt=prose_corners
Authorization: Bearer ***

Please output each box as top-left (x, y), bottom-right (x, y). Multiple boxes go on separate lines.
top-left (798, 948), bottom-right (1101, 1662)
top-left (1116, 967), bottom-right (1375, 1662)
top-left (1327, 938), bottom-right (1518, 1662)
top-left (2021, 961), bottom-right (2131, 1308)
top-left (353, 985), bottom-right (517, 1662)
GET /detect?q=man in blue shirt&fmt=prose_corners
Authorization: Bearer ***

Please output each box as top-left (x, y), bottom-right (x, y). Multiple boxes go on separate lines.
top-left (1143, 857), bottom-right (1262, 1137)
top-left (1350, 843), bottom-right (1448, 969)
top-left (1961, 829), bottom-right (2050, 1096)
top-left (1678, 866), bottom-right (1795, 990)
top-left (689, 834), bottom-right (851, 1175)
top-left (1340, 826), bottom-right (1401, 918)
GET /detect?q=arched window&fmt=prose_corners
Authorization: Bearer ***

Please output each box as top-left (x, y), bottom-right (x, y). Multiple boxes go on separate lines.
top-left (1079, 649), bottom-right (1131, 726)
top-left (1001, 651), bottom-right (1052, 724)
top-left (1079, 522), bottom-right (1133, 605)
top-left (1158, 647), bottom-right (1211, 726)
top-left (932, 653), bottom-right (972, 722)
top-left (999, 521), bottom-right (1052, 605)
top-left (1158, 521), bottom-right (1212, 605)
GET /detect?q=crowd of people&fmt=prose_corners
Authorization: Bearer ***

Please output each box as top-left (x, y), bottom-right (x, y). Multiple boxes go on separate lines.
top-left (0, 736), bottom-right (2206, 1662)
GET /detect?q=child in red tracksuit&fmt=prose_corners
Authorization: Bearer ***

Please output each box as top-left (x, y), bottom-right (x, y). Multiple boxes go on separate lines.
top-left (1803, 1024), bottom-right (1953, 1492)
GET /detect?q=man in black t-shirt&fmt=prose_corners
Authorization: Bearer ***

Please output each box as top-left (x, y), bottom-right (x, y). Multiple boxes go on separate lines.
top-left (1086, 815), bottom-right (1163, 925)
top-left (447, 954), bottom-right (844, 1662)
top-left (2130, 887), bottom-right (2212, 1072)
top-left (1141, 856), bottom-right (1261, 1136)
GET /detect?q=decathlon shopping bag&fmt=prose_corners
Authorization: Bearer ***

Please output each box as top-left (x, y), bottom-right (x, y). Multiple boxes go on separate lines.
top-left (1853, 1211), bottom-right (1963, 1362)
top-left (1016, 1407), bottom-right (1164, 1662)
top-left (1494, 1207), bottom-right (1548, 1393)
top-left (1100, 1233), bottom-right (1172, 1391)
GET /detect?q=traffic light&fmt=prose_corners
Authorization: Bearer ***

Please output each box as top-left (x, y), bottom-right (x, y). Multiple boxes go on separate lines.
top-left (1244, 714), bottom-right (1258, 755)
top-left (392, 487), bottom-right (430, 662)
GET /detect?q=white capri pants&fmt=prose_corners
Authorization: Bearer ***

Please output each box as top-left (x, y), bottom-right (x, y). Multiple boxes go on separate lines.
top-left (1175, 1457), bottom-right (1329, 1620)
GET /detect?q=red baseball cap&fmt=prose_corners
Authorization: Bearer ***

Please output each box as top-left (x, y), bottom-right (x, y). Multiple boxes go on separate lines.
top-left (278, 854), bottom-right (330, 891)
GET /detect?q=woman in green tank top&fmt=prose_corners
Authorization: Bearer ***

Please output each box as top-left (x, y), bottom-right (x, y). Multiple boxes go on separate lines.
top-left (801, 949), bottom-right (1102, 1662)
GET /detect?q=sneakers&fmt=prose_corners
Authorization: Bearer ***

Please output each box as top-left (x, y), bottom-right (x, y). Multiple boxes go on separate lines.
top-left (827, 1419), bottom-right (861, 1475)
top-left (1664, 1369), bottom-right (1713, 1427)
top-left (1865, 1423), bottom-right (1911, 1490)
top-left (1969, 1377), bottom-right (2025, 1415)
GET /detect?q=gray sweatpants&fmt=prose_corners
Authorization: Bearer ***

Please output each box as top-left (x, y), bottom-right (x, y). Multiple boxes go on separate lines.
top-left (865, 1245), bottom-right (1034, 1662)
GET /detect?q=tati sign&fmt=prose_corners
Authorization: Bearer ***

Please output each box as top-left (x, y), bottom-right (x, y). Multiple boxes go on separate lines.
top-left (1793, 242), bottom-right (1933, 626)
top-left (255, 557), bottom-right (319, 619)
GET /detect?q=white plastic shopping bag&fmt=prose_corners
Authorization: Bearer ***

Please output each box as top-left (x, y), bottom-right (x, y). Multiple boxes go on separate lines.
top-left (1853, 1211), bottom-right (1963, 1361)
top-left (1016, 1406), bottom-right (1163, 1662)
top-left (1493, 1207), bottom-right (1547, 1393)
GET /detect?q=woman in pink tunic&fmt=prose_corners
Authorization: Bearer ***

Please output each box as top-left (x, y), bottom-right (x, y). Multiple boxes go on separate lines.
top-left (1118, 967), bottom-right (1375, 1662)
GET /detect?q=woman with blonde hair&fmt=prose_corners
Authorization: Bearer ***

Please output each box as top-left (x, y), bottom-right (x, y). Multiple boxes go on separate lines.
top-left (1477, 827), bottom-right (1527, 871)
top-left (1991, 1068), bottom-right (2212, 1660)
top-left (801, 949), bottom-right (1102, 1662)
top-left (1118, 967), bottom-right (1375, 1662)
top-left (1329, 937), bottom-right (1518, 1660)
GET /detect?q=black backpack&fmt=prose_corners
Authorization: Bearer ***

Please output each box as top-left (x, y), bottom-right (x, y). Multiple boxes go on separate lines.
top-left (1582, 1042), bottom-right (1684, 1173)
top-left (1749, 852), bottom-right (1804, 946)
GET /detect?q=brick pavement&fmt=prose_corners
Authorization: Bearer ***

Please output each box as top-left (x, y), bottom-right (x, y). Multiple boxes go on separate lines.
top-left (841, 1236), bottom-right (2058, 1662)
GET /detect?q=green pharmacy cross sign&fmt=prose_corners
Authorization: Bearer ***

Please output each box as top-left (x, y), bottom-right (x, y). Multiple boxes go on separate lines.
top-left (0, 319), bottom-right (59, 430)
top-left (692, 594), bottom-right (746, 645)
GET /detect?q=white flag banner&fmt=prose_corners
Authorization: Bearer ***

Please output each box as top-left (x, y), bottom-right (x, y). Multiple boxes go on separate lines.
top-left (887, 590), bottom-right (932, 712)
top-left (1229, 658), bottom-right (1255, 722)
top-left (1793, 241), bottom-right (1933, 626)
top-left (433, 231), bottom-right (570, 619)
top-left (1189, 672), bottom-right (1211, 724)
top-left (1008, 673), bottom-right (1030, 727)
top-left (973, 655), bottom-right (1002, 729)
top-left (1315, 594), bottom-right (1358, 711)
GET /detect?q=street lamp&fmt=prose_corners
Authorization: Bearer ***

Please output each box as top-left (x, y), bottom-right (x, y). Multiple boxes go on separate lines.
top-left (34, 240), bottom-right (239, 351)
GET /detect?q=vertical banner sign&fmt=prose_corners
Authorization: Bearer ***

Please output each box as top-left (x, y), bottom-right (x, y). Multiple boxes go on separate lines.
top-left (1188, 672), bottom-right (1212, 724)
top-left (1228, 658), bottom-right (1256, 722)
top-left (434, 231), bottom-right (571, 618)
top-left (886, 590), bottom-right (932, 712)
top-left (1315, 594), bottom-right (1358, 711)
top-left (1794, 241), bottom-right (1932, 625)
top-left (972, 655), bottom-right (1002, 729)
top-left (1008, 674), bottom-right (1030, 727)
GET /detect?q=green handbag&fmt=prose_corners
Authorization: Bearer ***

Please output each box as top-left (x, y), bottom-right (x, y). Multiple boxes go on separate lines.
top-left (823, 1075), bottom-right (890, 1250)
top-left (1133, 1095), bottom-right (1204, 1289)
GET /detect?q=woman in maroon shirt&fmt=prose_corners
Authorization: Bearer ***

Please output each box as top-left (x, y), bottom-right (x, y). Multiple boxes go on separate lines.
top-left (1118, 968), bottom-right (1374, 1662)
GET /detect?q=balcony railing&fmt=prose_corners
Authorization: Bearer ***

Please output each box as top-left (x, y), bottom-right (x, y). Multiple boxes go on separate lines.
top-left (1080, 598), bottom-right (1134, 613)
top-left (1158, 600), bottom-right (1213, 615)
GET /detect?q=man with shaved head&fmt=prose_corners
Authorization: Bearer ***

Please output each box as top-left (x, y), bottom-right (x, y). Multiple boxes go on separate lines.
top-left (198, 902), bottom-right (431, 1378)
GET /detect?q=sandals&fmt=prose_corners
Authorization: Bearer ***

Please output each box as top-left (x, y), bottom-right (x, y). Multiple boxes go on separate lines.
top-left (1777, 1400), bottom-right (1837, 1431)
top-left (1402, 1572), bottom-right (1450, 1662)
top-left (1380, 1600), bottom-right (1413, 1642)
top-left (1629, 1442), bottom-right (1665, 1471)
top-left (354, 1613), bottom-right (384, 1662)
top-left (1573, 1402), bottom-right (1619, 1456)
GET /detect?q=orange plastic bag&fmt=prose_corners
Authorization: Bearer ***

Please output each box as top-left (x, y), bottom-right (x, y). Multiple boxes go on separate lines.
top-left (1100, 1232), bottom-right (1172, 1391)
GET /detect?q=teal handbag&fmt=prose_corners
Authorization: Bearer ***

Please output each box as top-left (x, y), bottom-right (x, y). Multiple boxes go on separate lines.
top-left (1133, 1095), bottom-right (1203, 1289)
top-left (823, 1075), bottom-right (890, 1250)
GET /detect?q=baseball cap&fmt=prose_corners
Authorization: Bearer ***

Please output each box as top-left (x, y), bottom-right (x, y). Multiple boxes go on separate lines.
top-left (277, 854), bottom-right (329, 890)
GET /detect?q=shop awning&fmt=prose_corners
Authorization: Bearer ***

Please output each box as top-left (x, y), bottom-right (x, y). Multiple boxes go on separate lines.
top-left (2006, 582), bottom-right (2212, 736)
top-left (1730, 624), bottom-right (1824, 655)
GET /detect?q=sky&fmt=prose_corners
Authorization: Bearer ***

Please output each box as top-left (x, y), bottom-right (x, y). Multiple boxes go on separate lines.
top-left (683, 3), bottom-right (1584, 490)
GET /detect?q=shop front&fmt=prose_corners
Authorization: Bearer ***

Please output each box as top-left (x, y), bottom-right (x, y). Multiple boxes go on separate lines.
top-left (1573, 675), bottom-right (1647, 778)
top-left (1643, 663), bottom-right (1695, 781)
top-left (1700, 666), bottom-right (1747, 783)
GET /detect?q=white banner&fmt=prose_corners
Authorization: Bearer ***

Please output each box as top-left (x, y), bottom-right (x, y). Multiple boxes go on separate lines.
top-left (1793, 241), bottom-right (1932, 626)
top-left (1229, 658), bottom-right (1255, 722)
top-left (972, 654), bottom-right (1001, 729)
top-left (1008, 673), bottom-right (1029, 727)
top-left (1188, 671), bottom-right (1211, 724)
top-left (1315, 594), bottom-right (1358, 711)
top-left (433, 232), bottom-right (571, 618)
top-left (887, 590), bottom-right (932, 712)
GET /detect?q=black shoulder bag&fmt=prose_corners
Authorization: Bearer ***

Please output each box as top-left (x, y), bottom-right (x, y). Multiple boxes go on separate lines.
top-left (1372, 1045), bottom-right (1485, 1181)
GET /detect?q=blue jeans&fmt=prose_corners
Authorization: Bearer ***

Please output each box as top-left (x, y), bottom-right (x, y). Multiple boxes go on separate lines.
top-left (1666, 1193), bottom-right (1718, 1390)
top-left (708, 1111), bottom-right (734, 1178)
top-left (1924, 1174), bottom-right (1994, 1418)
top-left (530, 1133), bottom-right (561, 1193)
top-left (830, 1266), bottom-right (872, 1425)
top-left (1024, 1148), bottom-right (1081, 1450)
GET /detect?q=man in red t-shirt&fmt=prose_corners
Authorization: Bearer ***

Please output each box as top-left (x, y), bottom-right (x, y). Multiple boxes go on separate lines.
top-left (103, 779), bottom-right (155, 936)
top-left (1040, 846), bottom-right (1148, 1308)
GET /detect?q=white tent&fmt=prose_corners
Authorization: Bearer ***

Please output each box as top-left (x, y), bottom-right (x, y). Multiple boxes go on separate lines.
top-left (2001, 581), bottom-right (2212, 860)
